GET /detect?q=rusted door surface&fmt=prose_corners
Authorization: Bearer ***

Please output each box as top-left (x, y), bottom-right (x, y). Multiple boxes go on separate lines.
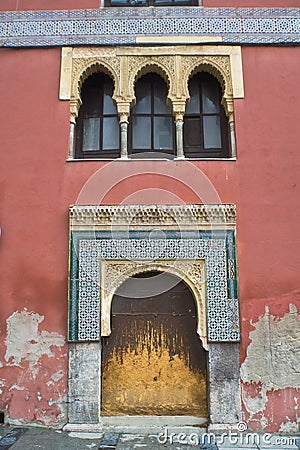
top-left (102, 271), bottom-right (207, 416)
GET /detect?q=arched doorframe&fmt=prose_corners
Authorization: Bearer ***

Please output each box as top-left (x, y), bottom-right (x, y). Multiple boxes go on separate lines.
top-left (66, 204), bottom-right (242, 432)
top-left (100, 259), bottom-right (208, 349)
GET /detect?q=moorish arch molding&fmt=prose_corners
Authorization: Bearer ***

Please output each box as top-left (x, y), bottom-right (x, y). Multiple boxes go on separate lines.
top-left (71, 59), bottom-right (120, 122)
top-left (61, 46), bottom-right (244, 159)
top-left (100, 259), bottom-right (207, 349)
top-left (128, 59), bottom-right (174, 107)
top-left (184, 57), bottom-right (234, 121)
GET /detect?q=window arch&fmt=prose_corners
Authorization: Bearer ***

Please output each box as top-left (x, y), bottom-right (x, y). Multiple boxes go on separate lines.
top-left (75, 72), bottom-right (120, 159)
top-left (129, 73), bottom-right (175, 157)
top-left (184, 72), bottom-right (230, 158)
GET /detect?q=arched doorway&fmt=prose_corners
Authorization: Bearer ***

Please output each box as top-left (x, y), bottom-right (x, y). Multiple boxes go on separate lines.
top-left (102, 271), bottom-right (207, 416)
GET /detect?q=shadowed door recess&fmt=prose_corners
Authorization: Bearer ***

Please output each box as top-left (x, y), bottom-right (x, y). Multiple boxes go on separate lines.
top-left (102, 271), bottom-right (207, 416)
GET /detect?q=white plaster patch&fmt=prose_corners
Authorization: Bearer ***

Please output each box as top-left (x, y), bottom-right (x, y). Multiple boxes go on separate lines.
top-left (241, 303), bottom-right (300, 418)
top-left (5, 310), bottom-right (65, 378)
top-left (0, 379), bottom-right (5, 394)
top-left (279, 420), bottom-right (299, 433)
top-left (8, 384), bottom-right (24, 391)
top-left (51, 370), bottom-right (64, 382)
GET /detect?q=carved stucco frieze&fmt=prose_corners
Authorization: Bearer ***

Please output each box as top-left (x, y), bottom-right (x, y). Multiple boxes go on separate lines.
top-left (68, 46), bottom-right (238, 122)
top-left (100, 259), bottom-right (208, 349)
top-left (69, 204), bottom-right (236, 229)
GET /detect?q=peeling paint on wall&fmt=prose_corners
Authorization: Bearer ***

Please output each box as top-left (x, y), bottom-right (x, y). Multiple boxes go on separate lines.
top-left (5, 309), bottom-right (65, 378)
top-left (0, 309), bottom-right (67, 427)
top-left (241, 303), bottom-right (300, 431)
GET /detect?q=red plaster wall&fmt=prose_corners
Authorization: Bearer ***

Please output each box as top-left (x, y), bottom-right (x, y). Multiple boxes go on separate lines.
top-left (203, 0), bottom-right (300, 7)
top-left (0, 45), bottom-right (300, 429)
top-left (1, 0), bottom-right (299, 10)
top-left (0, 0), bottom-right (100, 11)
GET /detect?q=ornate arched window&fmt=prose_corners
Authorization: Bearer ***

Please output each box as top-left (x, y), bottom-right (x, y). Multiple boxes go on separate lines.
top-left (184, 72), bottom-right (230, 158)
top-left (75, 73), bottom-right (120, 159)
top-left (129, 73), bottom-right (175, 157)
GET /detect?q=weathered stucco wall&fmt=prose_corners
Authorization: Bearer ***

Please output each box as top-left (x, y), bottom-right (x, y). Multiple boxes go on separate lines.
top-left (0, 45), bottom-right (299, 430)
top-left (241, 298), bottom-right (300, 433)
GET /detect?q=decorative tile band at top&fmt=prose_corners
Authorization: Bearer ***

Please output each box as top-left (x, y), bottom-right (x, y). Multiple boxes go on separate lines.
top-left (0, 8), bottom-right (300, 47)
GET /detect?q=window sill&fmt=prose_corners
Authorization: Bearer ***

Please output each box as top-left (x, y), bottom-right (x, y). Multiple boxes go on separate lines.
top-left (67, 157), bottom-right (237, 162)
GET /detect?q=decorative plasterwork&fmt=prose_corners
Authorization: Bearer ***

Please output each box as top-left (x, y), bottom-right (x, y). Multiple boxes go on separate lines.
top-left (1, 8), bottom-right (299, 48)
top-left (62, 45), bottom-right (243, 123)
top-left (100, 259), bottom-right (207, 348)
top-left (68, 204), bottom-right (240, 344)
top-left (69, 204), bottom-right (236, 230)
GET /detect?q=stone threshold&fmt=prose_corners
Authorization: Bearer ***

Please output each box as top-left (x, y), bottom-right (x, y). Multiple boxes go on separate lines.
top-left (64, 415), bottom-right (208, 433)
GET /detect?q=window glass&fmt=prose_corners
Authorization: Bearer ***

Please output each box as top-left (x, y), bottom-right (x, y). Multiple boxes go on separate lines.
top-left (130, 73), bottom-right (174, 155)
top-left (202, 79), bottom-right (220, 114)
top-left (154, 117), bottom-right (173, 150)
top-left (103, 80), bottom-right (117, 114)
top-left (184, 72), bottom-right (228, 157)
top-left (132, 117), bottom-right (152, 149)
top-left (185, 78), bottom-right (200, 114)
top-left (107, 0), bottom-right (194, 5)
top-left (103, 117), bottom-right (120, 150)
top-left (154, 83), bottom-right (170, 114)
top-left (134, 79), bottom-right (151, 114)
top-left (82, 118), bottom-right (101, 151)
top-left (203, 116), bottom-right (221, 148)
top-left (75, 73), bottom-right (119, 158)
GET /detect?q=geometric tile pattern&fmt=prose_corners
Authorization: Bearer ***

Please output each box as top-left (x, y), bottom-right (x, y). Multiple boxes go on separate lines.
top-left (69, 229), bottom-right (239, 343)
top-left (1, 8), bottom-right (300, 47)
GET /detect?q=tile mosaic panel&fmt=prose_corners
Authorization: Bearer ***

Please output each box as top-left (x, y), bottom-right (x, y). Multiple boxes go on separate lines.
top-left (0, 8), bottom-right (299, 47)
top-left (69, 230), bottom-right (239, 343)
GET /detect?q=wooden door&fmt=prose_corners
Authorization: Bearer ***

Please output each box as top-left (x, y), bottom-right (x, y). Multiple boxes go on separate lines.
top-left (102, 271), bottom-right (207, 416)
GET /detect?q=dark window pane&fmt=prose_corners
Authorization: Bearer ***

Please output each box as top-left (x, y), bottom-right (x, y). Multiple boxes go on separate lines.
top-left (154, 82), bottom-right (170, 114)
top-left (132, 117), bottom-right (151, 149)
top-left (185, 117), bottom-right (201, 148)
top-left (103, 117), bottom-right (120, 150)
top-left (203, 116), bottom-right (221, 148)
top-left (103, 80), bottom-right (117, 114)
top-left (186, 78), bottom-right (200, 114)
top-left (84, 87), bottom-right (101, 116)
top-left (110, 0), bottom-right (146, 4)
top-left (82, 118), bottom-right (100, 151)
top-left (76, 72), bottom-right (120, 158)
top-left (154, 117), bottom-right (173, 150)
top-left (134, 79), bottom-right (151, 114)
top-left (202, 79), bottom-right (220, 114)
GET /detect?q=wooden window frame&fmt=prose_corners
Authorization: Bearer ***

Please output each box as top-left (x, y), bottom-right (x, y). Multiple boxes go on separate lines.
top-left (184, 73), bottom-right (230, 159)
top-left (128, 73), bottom-right (175, 157)
top-left (75, 73), bottom-right (120, 160)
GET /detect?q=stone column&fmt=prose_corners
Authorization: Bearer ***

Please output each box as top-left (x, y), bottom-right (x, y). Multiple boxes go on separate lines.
top-left (223, 96), bottom-right (236, 158)
top-left (175, 117), bottom-right (184, 159)
top-left (117, 102), bottom-right (131, 159)
top-left (68, 98), bottom-right (81, 160)
top-left (120, 115), bottom-right (129, 159)
top-left (172, 101), bottom-right (187, 159)
top-left (229, 121), bottom-right (237, 158)
top-left (66, 342), bottom-right (102, 429)
top-left (208, 343), bottom-right (242, 432)
top-left (68, 122), bottom-right (75, 159)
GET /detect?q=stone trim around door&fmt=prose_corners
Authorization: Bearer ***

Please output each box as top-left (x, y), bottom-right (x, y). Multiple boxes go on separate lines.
top-left (66, 204), bottom-right (241, 429)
